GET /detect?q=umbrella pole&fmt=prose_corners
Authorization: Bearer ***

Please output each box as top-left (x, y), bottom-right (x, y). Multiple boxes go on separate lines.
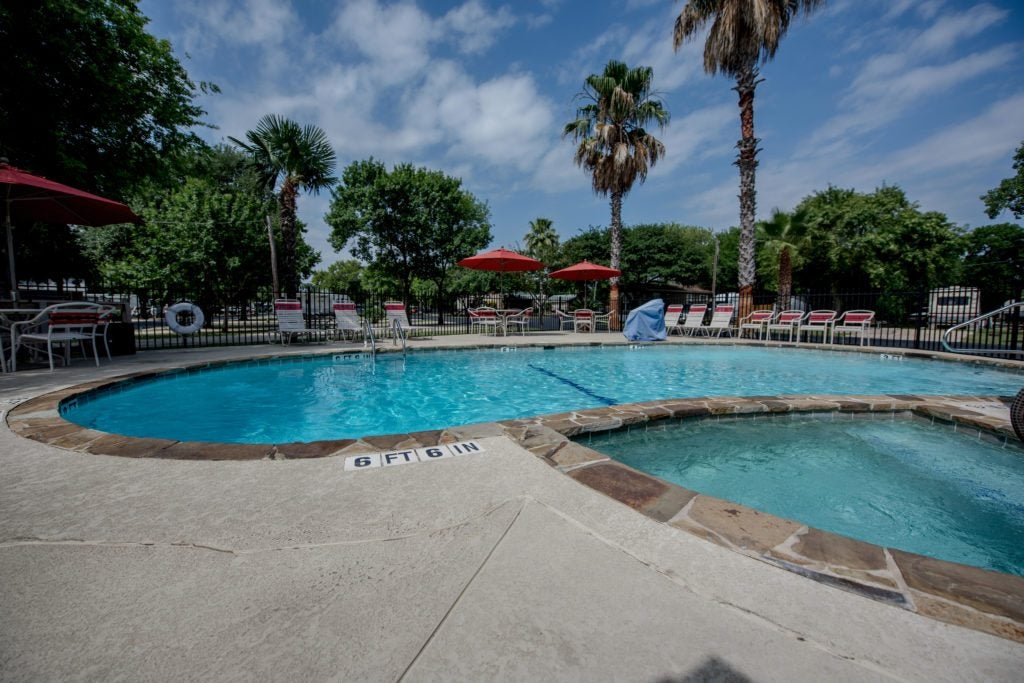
top-left (4, 198), bottom-right (16, 301)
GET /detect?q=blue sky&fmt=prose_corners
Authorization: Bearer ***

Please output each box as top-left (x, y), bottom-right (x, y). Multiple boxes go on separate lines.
top-left (140, 0), bottom-right (1024, 268)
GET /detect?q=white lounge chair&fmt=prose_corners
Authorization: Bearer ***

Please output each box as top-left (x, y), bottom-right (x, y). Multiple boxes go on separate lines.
top-left (766, 310), bottom-right (805, 342)
top-left (679, 303), bottom-right (708, 336)
top-left (332, 302), bottom-right (362, 341)
top-left (665, 304), bottom-right (685, 335)
top-left (739, 309), bottom-right (775, 340)
top-left (384, 301), bottom-right (413, 337)
top-left (797, 310), bottom-right (837, 344)
top-left (700, 304), bottom-right (735, 337)
top-left (832, 310), bottom-right (875, 346)
top-left (10, 303), bottom-right (105, 371)
top-left (275, 300), bottom-right (320, 345)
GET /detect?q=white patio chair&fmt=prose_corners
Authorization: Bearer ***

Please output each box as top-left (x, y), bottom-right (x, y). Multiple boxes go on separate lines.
top-left (700, 304), bottom-right (735, 338)
top-left (275, 300), bottom-right (320, 345)
top-left (765, 310), bottom-right (806, 342)
top-left (504, 308), bottom-right (534, 335)
top-left (679, 304), bottom-right (708, 336)
top-left (469, 307), bottom-right (502, 335)
top-left (832, 310), bottom-right (875, 346)
top-left (384, 301), bottom-right (415, 338)
top-left (797, 310), bottom-right (838, 344)
top-left (573, 309), bottom-right (594, 333)
top-left (332, 302), bottom-right (362, 341)
top-left (738, 309), bottom-right (775, 340)
top-left (665, 304), bottom-right (685, 335)
top-left (554, 308), bottom-right (575, 332)
top-left (10, 303), bottom-right (104, 371)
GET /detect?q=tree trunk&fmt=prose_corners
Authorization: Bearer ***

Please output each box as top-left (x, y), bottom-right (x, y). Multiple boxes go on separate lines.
top-left (735, 65), bottom-right (760, 322)
top-left (777, 246), bottom-right (792, 311)
top-left (279, 178), bottom-right (299, 299)
top-left (266, 215), bottom-right (279, 300)
top-left (609, 190), bottom-right (623, 330)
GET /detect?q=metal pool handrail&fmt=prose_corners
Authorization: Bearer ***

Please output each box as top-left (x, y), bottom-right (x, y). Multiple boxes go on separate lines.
top-left (940, 301), bottom-right (1024, 356)
top-left (391, 318), bottom-right (407, 358)
top-left (363, 317), bottom-right (375, 358)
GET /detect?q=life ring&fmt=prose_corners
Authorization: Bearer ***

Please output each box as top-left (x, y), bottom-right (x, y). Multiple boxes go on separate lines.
top-left (165, 302), bottom-right (205, 335)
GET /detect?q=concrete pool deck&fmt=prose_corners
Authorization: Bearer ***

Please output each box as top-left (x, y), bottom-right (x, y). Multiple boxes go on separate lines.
top-left (1, 333), bottom-right (1023, 680)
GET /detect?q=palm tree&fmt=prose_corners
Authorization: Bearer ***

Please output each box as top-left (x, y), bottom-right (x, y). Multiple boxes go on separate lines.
top-left (564, 60), bottom-right (669, 328)
top-left (230, 114), bottom-right (337, 298)
top-left (673, 0), bottom-right (823, 319)
top-left (758, 207), bottom-right (808, 311)
top-left (524, 217), bottom-right (559, 263)
top-left (523, 217), bottom-right (561, 311)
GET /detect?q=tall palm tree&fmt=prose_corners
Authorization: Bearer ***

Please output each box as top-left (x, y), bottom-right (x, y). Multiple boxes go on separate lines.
top-left (758, 207), bottom-right (808, 311)
top-left (564, 60), bottom-right (669, 328)
top-left (230, 114), bottom-right (337, 298)
top-left (673, 0), bottom-right (823, 319)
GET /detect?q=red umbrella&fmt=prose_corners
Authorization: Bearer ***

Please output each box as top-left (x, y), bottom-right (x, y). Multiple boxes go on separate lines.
top-left (550, 260), bottom-right (622, 310)
top-left (457, 247), bottom-right (544, 272)
top-left (1, 161), bottom-right (141, 299)
top-left (548, 260), bottom-right (621, 281)
top-left (458, 247), bottom-right (544, 307)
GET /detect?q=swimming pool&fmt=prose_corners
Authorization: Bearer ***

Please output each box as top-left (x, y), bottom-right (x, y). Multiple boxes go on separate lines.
top-left (592, 416), bottom-right (1024, 576)
top-left (62, 345), bottom-right (1022, 444)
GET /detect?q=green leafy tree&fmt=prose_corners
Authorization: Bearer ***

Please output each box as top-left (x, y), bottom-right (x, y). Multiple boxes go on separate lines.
top-left (794, 185), bottom-right (963, 293)
top-left (961, 223), bottom-right (1024, 308)
top-left (0, 0), bottom-right (210, 198)
top-left (83, 152), bottom-right (273, 322)
top-left (757, 208), bottom-right (809, 309)
top-left (673, 0), bottom-right (824, 319)
top-left (326, 159), bottom-right (492, 322)
top-left (311, 259), bottom-right (364, 295)
top-left (230, 114), bottom-right (337, 298)
top-left (564, 60), bottom-right (669, 327)
top-left (981, 141), bottom-right (1024, 219)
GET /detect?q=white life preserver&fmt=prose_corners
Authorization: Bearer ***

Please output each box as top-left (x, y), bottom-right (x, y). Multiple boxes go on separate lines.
top-left (165, 302), bottom-right (205, 335)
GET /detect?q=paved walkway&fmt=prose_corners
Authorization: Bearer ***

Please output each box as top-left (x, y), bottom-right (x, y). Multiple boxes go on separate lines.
top-left (1, 335), bottom-right (1022, 681)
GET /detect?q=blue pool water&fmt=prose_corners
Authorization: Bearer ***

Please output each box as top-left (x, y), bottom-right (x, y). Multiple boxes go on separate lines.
top-left (64, 346), bottom-right (1022, 444)
top-left (593, 417), bottom-right (1024, 575)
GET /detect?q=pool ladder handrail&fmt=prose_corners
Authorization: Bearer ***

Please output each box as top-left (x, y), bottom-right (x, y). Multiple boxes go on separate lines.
top-left (940, 300), bottom-right (1024, 356)
top-left (363, 317), bottom-right (376, 359)
top-left (391, 317), bottom-right (407, 358)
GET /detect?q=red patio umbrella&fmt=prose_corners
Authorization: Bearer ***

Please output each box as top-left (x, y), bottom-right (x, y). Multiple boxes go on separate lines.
top-left (457, 247), bottom-right (544, 273)
top-left (549, 260), bottom-right (621, 310)
top-left (458, 247), bottom-right (544, 307)
top-left (1, 161), bottom-right (141, 299)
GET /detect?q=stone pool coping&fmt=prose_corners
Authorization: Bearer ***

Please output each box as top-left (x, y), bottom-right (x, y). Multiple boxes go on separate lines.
top-left (5, 344), bottom-right (1024, 643)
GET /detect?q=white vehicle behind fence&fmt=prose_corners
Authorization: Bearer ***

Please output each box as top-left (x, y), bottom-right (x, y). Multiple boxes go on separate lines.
top-left (927, 286), bottom-right (980, 326)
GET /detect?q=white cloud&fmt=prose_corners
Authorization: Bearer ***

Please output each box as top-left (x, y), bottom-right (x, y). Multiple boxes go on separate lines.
top-left (442, 1), bottom-right (516, 54)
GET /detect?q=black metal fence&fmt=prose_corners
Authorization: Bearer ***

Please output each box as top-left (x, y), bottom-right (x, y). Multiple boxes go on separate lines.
top-left (10, 280), bottom-right (1022, 358)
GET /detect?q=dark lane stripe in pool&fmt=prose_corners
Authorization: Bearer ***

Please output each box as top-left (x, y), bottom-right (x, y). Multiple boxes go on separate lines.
top-left (528, 363), bottom-right (617, 406)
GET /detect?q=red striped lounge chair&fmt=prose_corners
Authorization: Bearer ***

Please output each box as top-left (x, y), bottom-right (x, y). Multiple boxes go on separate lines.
top-left (832, 310), bottom-right (875, 346)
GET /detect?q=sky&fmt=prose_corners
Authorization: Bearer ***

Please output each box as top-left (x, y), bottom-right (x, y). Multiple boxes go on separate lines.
top-left (139, 0), bottom-right (1024, 268)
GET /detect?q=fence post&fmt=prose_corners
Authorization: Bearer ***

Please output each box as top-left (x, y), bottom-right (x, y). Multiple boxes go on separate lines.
top-left (912, 290), bottom-right (925, 350)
